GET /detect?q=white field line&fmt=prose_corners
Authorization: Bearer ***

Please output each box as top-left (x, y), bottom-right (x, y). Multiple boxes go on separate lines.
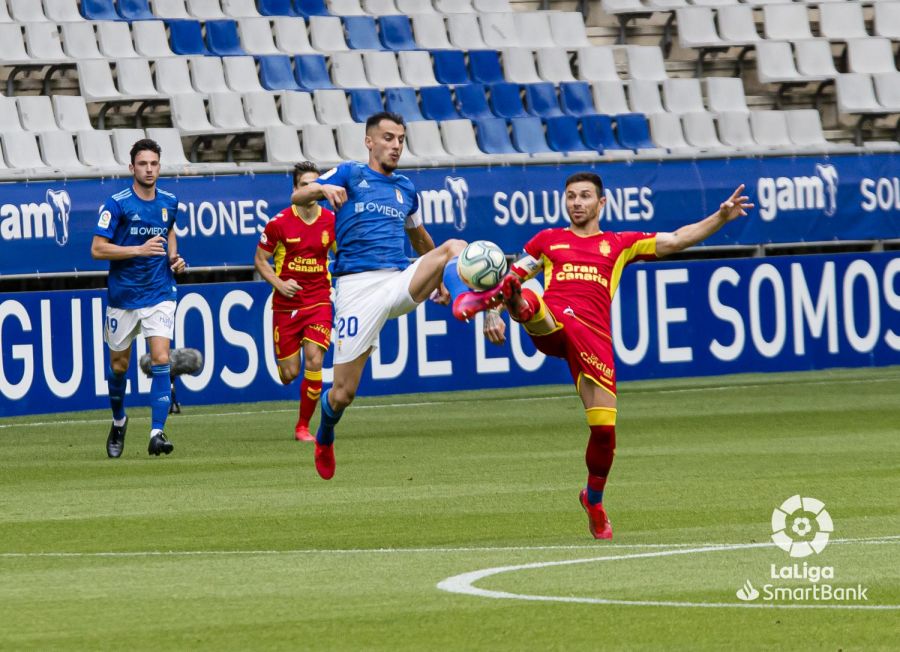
top-left (436, 536), bottom-right (900, 611)
top-left (3, 375), bottom-right (899, 430)
top-left (1, 535), bottom-right (897, 560)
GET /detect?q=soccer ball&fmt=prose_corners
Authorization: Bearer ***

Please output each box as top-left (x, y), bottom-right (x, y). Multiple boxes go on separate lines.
top-left (457, 240), bottom-right (508, 291)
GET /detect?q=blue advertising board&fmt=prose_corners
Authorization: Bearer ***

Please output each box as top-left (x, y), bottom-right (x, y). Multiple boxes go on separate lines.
top-left (2, 252), bottom-right (898, 417)
top-left (2, 154), bottom-right (899, 276)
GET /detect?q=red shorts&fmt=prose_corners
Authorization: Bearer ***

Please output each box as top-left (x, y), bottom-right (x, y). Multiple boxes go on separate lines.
top-left (527, 306), bottom-right (617, 396)
top-left (272, 302), bottom-right (332, 360)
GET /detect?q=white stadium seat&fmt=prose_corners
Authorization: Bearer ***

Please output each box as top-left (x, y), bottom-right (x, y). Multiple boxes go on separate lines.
top-left (243, 92), bottom-right (284, 128)
top-left (314, 89), bottom-right (354, 125)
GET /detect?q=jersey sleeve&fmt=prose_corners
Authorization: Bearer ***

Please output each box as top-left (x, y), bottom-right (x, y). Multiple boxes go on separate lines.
top-left (616, 231), bottom-right (659, 265)
top-left (316, 162), bottom-right (351, 189)
top-left (258, 216), bottom-right (280, 254)
top-left (404, 191), bottom-right (422, 229)
top-left (522, 229), bottom-right (549, 260)
top-left (94, 197), bottom-right (123, 239)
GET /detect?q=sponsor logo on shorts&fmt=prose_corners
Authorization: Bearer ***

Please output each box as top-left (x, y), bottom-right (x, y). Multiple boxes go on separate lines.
top-left (579, 351), bottom-right (614, 379)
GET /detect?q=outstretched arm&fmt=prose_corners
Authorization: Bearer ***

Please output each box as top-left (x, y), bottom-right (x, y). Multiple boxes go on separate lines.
top-left (291, 182), bottom-right (348, 210)
top-left (405, 224), bottom-right (435, 256)
top-left (655, 185), bottom-right (754, 258)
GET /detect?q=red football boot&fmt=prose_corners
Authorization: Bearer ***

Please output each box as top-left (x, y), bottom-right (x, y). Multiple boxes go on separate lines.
top-left (314, 442), bottom-right (335, 479)
top-left (451, 284), bottom-right (505, 321)
top-left (579, 489), bottom-right (613, 540)
top-left (294, 423), bottom-right (314, 442)
top-left (499, 275), bottom-right (534, 322)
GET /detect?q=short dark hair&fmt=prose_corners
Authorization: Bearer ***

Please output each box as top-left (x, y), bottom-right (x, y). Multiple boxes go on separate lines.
top-left (292, 161), bottom-right (320, 187)
top-left (565, 172), bottom-right (604, 197)
top-left (365, 111), bottom-right (406, 132)
top-left (130, 138), bottom-right (161, 165)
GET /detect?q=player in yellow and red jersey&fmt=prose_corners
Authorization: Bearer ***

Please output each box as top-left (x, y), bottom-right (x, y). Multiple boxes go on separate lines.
top-left (453, 172), bottom-right (753, 539)
top-left (255, 162), bottom-right (336, 441)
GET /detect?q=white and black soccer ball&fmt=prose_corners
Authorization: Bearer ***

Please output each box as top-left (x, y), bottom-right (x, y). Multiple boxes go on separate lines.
top-left (457, 240), bottom-right (508, 291)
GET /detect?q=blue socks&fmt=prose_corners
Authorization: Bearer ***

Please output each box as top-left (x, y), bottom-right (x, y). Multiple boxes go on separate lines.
top-left (587, 487), bottom-right (605, 505)
top-left (107, 366), bottom-right (127, 421)
top-left (442, 256), bottom-right (469, 303)
top-left (315, 389), bottom-right (343, 446)
top-left (150, 364), bottom-right (171, 432)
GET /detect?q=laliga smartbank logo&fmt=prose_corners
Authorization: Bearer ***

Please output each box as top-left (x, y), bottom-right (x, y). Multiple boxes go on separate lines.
top-left (735, 496), bottom-right (869, 604)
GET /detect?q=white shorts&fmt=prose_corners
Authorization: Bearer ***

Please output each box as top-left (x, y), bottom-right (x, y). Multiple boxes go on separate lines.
top-left (105, 301), bottom-right (176, 352)
top-left (332, 260), bottom-right (422, 364)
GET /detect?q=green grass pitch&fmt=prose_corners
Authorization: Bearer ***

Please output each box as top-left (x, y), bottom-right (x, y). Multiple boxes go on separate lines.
top-left (1, 367), bottom-right (899, 651)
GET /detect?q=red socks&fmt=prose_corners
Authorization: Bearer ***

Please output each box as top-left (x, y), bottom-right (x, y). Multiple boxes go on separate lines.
top-left (298, 368), bottom-right (323, 428)
top-left (585, 407), bottom-right (617, 505)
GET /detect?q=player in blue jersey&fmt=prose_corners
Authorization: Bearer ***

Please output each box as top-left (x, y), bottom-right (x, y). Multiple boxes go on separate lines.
top-left (90, 139), bottom-right (186, 458)
top-left (290, 112), bottom-right (466, 479)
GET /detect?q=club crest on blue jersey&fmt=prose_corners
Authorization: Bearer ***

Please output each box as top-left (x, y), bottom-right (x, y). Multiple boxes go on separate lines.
top-left (395, 188), bottom-right (403, 204)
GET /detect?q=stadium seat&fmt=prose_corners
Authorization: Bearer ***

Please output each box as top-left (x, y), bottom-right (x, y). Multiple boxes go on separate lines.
top-left (525, 83), bottom-right (564, 118)
top-left (615, 113), bottom-right (657, 151)
top-left (763, 4), bottom-right (812, 41)
top-left (265, 125), bottom-right (304, 163)
top-left (329, 0), bottom-right (366, 15)
top-left (208, 92), bottom-right (252, 130)
top-left (76, 130), bottom-right (121, 171)
top-left (308, 16), bottom-right (350, 52)
top-left (592, 80), bottom-right (630, 115)
top-left (577, 47), bottom-right (619, 83)
top-left (412, 15), bottom-right (453, 49)
top-left (117, 59), bottom-right (161, 97)
top-left (379, 16), bottom-right (417, 50)
top-left (273, 17), bottom-right (316, 54)
top-left (398, 51), bottom-right (438, 87)
top-left (749, 110), bottom-right (793, 151)
top-left (170, 94), bottom-right (218, 135)
top-left (535, 48), bottom-right (576, 84)
top-left (755, 41), bottom-right (805, 85)
top-left (420, 86), bottom-right (461, 121)
top-left (628, 80), bottom-right (665, 115)
top-left (560, 82), bottom-right (597, 118)
top-left (17, 96), bottom-right (59, 132)
top-left (874, 1), bottom-right (900, 39)
top-left (675, 7), bottom-right (723, 53)
top-left (873, 72), bottom-right (900, 111)
top-left (134, 21), bottom-right (176, 57)
top-left (347, 88), bottom-right (383, 121)
top-left (331, 52), bottom-right (372, 88)
top-left (189, 57), bottom-right (231, 94)
top-left (152, 0), bottom-right (192, 19)
top-left (819, 3), bottom-right (867, 41)
top-left (302, 124), bottom-right (342, 166)
top-left (259, 55), bottom-right (304, 91)
top-left (438, 119), bottom-right (487, 162)
top-left (186, 0), bottom-right (227, 20)
top-left (480, 12), bottom-right (519, 48)
top-left (717, 5), bottom-right (761, 45)
top-left (516, 12), bottom-right (554, 49)
top-left (144, 127), bottom-right (194, 169)
top-left (39, 131), bottom-right (87, 172)
top-left (385, 87), bottom-right (425, 122)
top-left (206, 20), bottom-right (247, 56)
top-left (784, 109), bottom-right (837, 151)
top-left (404, 119), bottom-right (453, 163)
top-left (118, 0), bottom-right (155, 20)
top-left (432, 50), bottom-right (469, 85)
top-left (335, 122), bottom-right (370, 161)
top-left (662, 79), bottom-right (705, 115)
top-left (314, 89), bottom-right (354, 125)
top-left (502, 48), bottom-right (542, 85)
top-left (435, 0), bottom-right (475, 13)
top-left (455, 83), bottom-right (494, 121)
top-left (238, 19), bottom-right (280, 55)
top-left (344, 16), bottom-right (385, 50)
top-left (168, 20), bottom-right (210, 55)
top-left (222, 0), bottom-right (261, 18)
top-left (295, 54), bottom-right (336, 90)
top-left (473, 117), bottom-right (519, 154)
top-left (53, 96), bottom-right (94, 132)
top-left (549, 12), bottom-right (590, 48)
top-left (510, 116), bottom-right (554, 154)
top-left (155, 57), bottom-right (196, 96)
top-left (243, 91), bottom-right (284, 127)
top-left (795, 40), bottom-right (839, 79)
top-left (581, 114), bottom-right (627, 153)
top-left (3, 132), bottom-right (50, 171)
top-left (474, 0), bottom-right (511, 10)
top-left (45, 0), bottom-right (86, 22)
top-left (705, 77), bottom-right (748, 114)
top-left (397, 0), bottom-right (437, 14)
top-left (295, 0), bottom-right (330, 18)
top-left (847, 38), bottom-right (897, 75)
top-left (364, 0), bottom-right (400, 15)
top-left (281, 90), bottom-right (318, 126)
top-left (469, 50), bottom-right (505, 85)
top-left (81, 0), bottom-right (119, 21)
top-left (77, 60), bottom-right (124, 103)
top-left (648, 113), bottom-right (695, 154)
top-left (9, 0), bottom-right (48, 23)
top-left (681, 112), bottom-right (726, 152)
top-left (0, 97), bottom-right (24, 132)
top-left (224, 56), bottom-right (265, 92)
top-left (834, 73), bottom-right (885, 115)
top-left (489, 82), bottom-right (528, 119)
top-left (715, 111), bottom-right (760, 150)
top-left (544, 115), bottom-right (593, 154)
top-left (626, 46), bottom-right (668, 81)
top-left (97, 21), bottom-right (139, 58)
top-left (25, 24), bottom-right (68, 62)
top-left (109, 128), bottom-right (145, 165)
top-left (61, 23), bottom-right (102, 59)
top-left (0, 1), bottom-right (12, 24)
top-left (447, 14), bottom-right (487, 49)
top-left (259, 0), bottom-right (299, 17)
top-left (364, 51), bottom-right (406, 87)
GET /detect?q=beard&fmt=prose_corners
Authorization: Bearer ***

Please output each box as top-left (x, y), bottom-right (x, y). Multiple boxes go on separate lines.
top-left (134, 176), bottom-right (156, 190)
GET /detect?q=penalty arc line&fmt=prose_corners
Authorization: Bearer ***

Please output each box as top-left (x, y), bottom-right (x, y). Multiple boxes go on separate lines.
top-left (436, 537), bottom-right (900, 611)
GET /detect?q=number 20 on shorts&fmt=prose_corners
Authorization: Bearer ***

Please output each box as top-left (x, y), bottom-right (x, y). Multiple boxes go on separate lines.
top-left (337, 316), bottom-right (358, 339)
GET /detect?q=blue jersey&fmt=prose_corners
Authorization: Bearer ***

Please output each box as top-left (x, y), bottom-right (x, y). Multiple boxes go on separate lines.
top-left (317, 162), bottom-right (422, 275)
top-left (94, 186), bottom-right (180, 309)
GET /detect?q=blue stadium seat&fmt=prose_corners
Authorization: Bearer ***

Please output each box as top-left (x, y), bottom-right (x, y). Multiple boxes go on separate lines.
top-left (168, 21), bottom-right (210, 56)
top-left (260, 0), bottom-right (300, 16)
top-left (469, 50), bottom-right (505, 85)
top-left (510, 116), bottom-right (553, 154)
top-left (455, 84), bottom-right (494, 121)
top-left (118, 0), bottom-right (155, 20)
top-left (348, 89), bottom-right (384, 122)
top-left (206, 21), bottom-right (246, 57)
top-left (432, 50), bottom-right (469, 85)
top-left (560, 82), bottom-right (597, 118)
top-left (344, 17), bottom-right (385, 51)
top-left (379, 16), bottom-right (417, 51)
top-left (581, 115), bottom-right (623, 152)
top-left (616, 113), bottom-right (656, 150)
top-left (420, 86), bottom-right (461, 121)
top-left (82, 0), bottom-right (120, 20)
top-left (295, 0), bottom-right (330, 17)
top-left (295, 54), bottom-right (335, 91)
top-left (473, 118), bottom-right (518, 154)
top-left (525, 83), bottom-right (564, 118)
top-left (259, 55), bottom-right (304, 91)
top-left (385, 88), bottom-right (425, 122)
top-left (545, 115), bottom-right (592, 152)
top-left (489, 83), bottom-right (528, 119)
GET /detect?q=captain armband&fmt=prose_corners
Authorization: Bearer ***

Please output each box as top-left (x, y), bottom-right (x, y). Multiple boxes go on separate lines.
top-left (510, 254), bottom-right (541, 281)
